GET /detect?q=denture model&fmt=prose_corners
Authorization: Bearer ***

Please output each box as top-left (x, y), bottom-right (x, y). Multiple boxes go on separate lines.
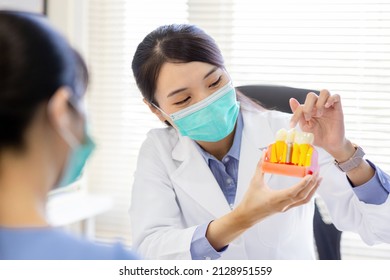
top-left (261, 128), bottom-right (319, 177)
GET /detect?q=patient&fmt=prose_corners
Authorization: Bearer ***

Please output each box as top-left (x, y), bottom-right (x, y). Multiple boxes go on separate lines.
top-left (0, 11), bottom-right (138, 260)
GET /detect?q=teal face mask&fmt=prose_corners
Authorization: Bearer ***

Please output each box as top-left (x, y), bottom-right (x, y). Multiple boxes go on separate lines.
top-left (156, 82), bottom-right (240, 142)
top-left (57, 130), bottom-right (96, 188)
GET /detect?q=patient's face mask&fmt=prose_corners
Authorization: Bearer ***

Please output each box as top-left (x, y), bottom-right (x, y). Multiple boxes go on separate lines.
top-left (154, 82), bottom-right (240, 142)
top-left (57, 129), bottom-right (95, 188)
top-left (55, 101), bottom-right (96, 189)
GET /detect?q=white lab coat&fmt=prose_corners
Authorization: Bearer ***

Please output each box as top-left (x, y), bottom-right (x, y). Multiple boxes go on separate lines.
top-left (130, 107), bottom-right (390, 259)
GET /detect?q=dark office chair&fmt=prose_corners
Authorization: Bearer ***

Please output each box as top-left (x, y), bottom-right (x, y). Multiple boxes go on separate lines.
top-left (236, 84), bottom-right (310, 113)
top-left (236, 84), bottom-right (342, 260)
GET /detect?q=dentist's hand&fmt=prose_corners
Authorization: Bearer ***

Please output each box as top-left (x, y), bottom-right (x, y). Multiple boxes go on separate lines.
top-left (206, 153), bottom-right (322, 251)
top-left (289, 89), bottom-right (353, 161)
top-left (289, 90), bottom-right (375, 187)
top-left (234, 152), bottom-right (322, 227)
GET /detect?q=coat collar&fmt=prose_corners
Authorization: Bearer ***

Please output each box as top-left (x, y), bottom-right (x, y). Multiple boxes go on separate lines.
top-left (170, 109), bottom-right (275, 218)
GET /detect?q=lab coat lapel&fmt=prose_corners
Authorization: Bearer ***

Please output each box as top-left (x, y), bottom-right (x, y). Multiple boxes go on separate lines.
top-left (170, 136), bottom-right (231, 218)
top-left (235, 110), bottom-right (275, 205)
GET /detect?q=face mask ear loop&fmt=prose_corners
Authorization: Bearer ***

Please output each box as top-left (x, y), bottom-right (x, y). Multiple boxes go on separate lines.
top-left (54, 108), bottom-right (82, 149)
top-left (47, 87), bottom-right (85, 150)
top-left (60, 127), bottom-right (81, 150)
top-left (151, 102), bottom-right (166, 115)
top-left (151, 102), bottom-right (180, 130)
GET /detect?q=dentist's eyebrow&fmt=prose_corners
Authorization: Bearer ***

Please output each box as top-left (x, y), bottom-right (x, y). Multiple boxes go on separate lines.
top-left (167, 67), bottom-right (219, 98)
top-left (203, 66), bottom-right (218, 80)
top-left (167, 88), bottom-right (188, 98)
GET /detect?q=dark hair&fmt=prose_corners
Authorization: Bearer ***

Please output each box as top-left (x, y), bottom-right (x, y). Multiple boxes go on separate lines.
top-left (0, 11), bottom-right (88, 151)
top-left (132, 24), bottom-right (224, 104)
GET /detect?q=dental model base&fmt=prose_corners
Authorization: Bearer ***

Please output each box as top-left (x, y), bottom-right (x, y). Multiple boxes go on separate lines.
top-left (262, 128), bottom-right (319, 177)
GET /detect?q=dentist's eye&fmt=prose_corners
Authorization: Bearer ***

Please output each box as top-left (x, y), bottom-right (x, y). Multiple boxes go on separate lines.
top-left (209, 76), bottom-right (222, 88)
top-left (174, 96), bottom-right (191, 105)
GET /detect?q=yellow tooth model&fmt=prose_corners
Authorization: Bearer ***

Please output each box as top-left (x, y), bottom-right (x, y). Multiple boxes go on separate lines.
top-left (262, 128), bottom-right (319, 177)
top-left (298, 132), bottom-right (314, 166)
top-left (275, 128), bottom-right (287, 163)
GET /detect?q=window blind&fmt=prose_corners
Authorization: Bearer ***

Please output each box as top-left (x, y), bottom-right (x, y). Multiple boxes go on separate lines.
top-left (86, 0), bottom-right (390, 258)
top-left (87, 0), bottom-right (188, 245)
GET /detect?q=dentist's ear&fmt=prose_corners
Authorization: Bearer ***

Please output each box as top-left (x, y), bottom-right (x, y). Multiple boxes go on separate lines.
top-left (143, 98), bottom-right (167, 123)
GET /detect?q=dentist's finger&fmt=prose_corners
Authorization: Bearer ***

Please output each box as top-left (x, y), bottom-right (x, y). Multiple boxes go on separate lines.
top-left (302, 92), bottom-right (319, 121)
top-left (324, 93), bottom-right (341, 108)
top-left (289, 98), bottom-right (303, 128)
top-left (289, 97), bottom-right (300, 113)
top-left (253, 150), bottom-right (266, 181)
top-left (315, 89), bottom-right (331, 117)
top-left (276, 173), bottom-right (317, 203)
top-left (286, 172), bottom-right (319, 198)
top-left (281, 177), bottom-right (322, 212)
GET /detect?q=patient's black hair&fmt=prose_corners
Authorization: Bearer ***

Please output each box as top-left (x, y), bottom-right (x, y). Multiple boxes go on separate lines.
top-left (0, 11), bottom-right (88, 152)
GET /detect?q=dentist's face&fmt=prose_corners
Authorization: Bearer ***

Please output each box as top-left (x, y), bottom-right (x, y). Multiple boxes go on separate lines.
top-left (151, 61), bottom-right (230, 124)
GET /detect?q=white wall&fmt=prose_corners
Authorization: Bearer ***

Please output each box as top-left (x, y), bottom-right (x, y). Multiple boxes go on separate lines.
top-left (0, 0), bottom-right (44, 13)
top-left (46, 0), bottom-right (88, 56)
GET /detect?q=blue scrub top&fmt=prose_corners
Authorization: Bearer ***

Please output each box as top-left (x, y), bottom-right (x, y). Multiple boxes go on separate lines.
top-left (0, 227), bottom-right (139, 260)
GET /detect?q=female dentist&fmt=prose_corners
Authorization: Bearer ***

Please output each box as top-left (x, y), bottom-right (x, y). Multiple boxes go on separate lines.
top-left (130, 24), bottom-right (390, 260)
top-left (0, 11), bottom-right (138, 260)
